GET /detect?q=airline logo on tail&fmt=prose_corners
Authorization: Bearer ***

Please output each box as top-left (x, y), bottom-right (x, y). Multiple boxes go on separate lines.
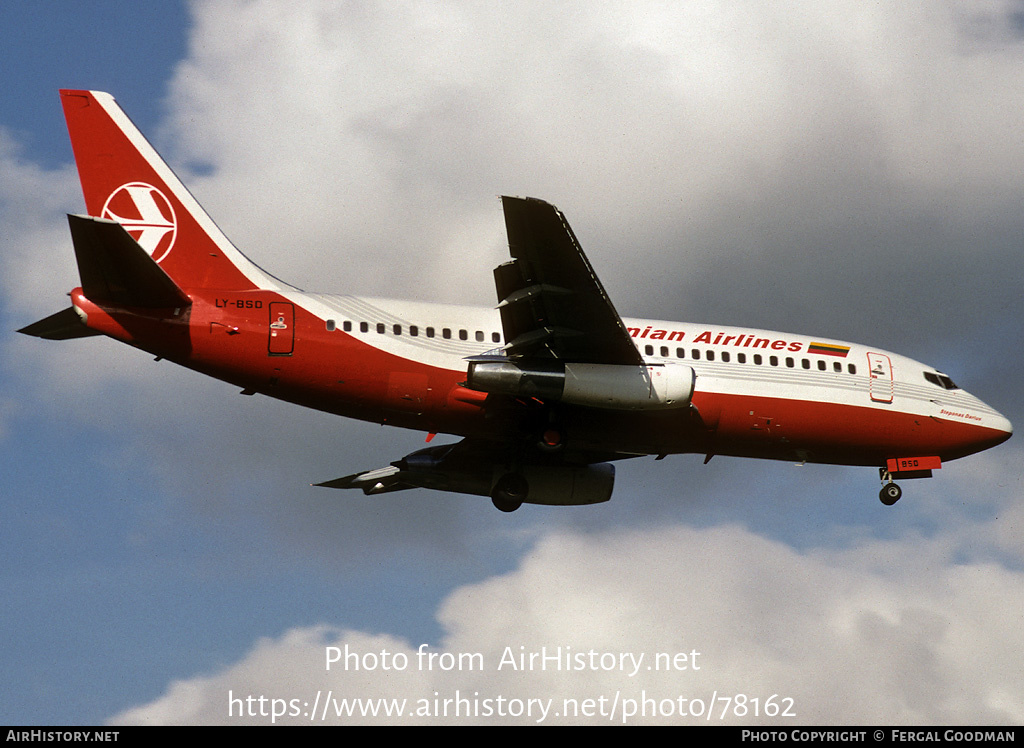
top-left (101, 182), bottom-right (177, 262)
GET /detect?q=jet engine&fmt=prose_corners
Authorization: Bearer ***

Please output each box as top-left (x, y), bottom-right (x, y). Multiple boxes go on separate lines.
top-left (466, 360), bottom-right (695, 410)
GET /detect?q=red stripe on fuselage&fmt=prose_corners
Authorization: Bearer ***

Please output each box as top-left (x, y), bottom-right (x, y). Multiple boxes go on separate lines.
top-left (696, 391), bottom-right (1007, 466)
top-left (181, 290), bottom-right (491, 435)
top-left (80, 288), bottom-right (1009, 466)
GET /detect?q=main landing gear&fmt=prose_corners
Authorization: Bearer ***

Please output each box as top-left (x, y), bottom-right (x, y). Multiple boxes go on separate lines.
top-left (489, 423), bottom-right (563, 512)
top-left (491, 472), bottom-right (528, 512)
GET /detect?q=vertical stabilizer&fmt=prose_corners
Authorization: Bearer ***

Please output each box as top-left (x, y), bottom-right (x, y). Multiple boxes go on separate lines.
top-left (60, 89), bottom-right (286, 292)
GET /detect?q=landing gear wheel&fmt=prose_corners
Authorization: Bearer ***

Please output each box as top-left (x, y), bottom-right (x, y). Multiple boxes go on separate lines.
top-left (491, 496), bottom-right (523, 512)
top-left (491, 473), bottom-right (528, 513)
top-left (879, 483), bottom-right (902, 505)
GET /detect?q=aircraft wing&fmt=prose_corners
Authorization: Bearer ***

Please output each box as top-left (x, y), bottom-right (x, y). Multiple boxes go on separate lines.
top-left (495, 196), bottom-right (642, 366)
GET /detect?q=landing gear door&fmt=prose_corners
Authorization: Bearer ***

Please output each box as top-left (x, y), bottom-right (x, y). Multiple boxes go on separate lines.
top-left (867, 352), bottom-right (893, 403)
top-left (268, 302), bottom-right (295, 356)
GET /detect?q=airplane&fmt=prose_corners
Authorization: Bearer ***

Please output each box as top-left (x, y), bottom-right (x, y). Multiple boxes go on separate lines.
top-left (19, 90), bottom-right (1013, 512)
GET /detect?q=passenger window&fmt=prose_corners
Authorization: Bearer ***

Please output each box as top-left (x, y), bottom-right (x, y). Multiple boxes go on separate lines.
top-left (833, 361), bottom-right (842, 373)
top-left (660, 346), bottom-right (669, 358)
top-left (393, 324), bottom-right (402, 335)
top-left (737, 353), bottom-right (746, 364)
top-left (785, 357), bottom-right (794, 368)
top-left (691, 349), bottom-right (701, 360)
top-left (459, 329), bottom-right (468, 341)
top-left (753, 354), bottom-right (762, 365)
top-left (443, 328), bottom-right (451, 339)
top-left (476, 330), bottom-right (484, 342)
top-left (343, 320), bottom-right (352, 332)
top-left (721, 351), bottom-right (730, 363)
top-left (707, 350), bottom-right (715, 361)
top-left (848, 364), bottom-right (857, 375)
top-left (801, 359), bottom-right (810, 369)
top-left (770, 356), bottom-right (778, 366)
top-left (645, 344), bottom-right (654, 355)
top-left (326, 319), bottom-right (336, 331)
top-left (817, 360), bottom-right (826, 371)
top-left (376, 323), bottom-right (385, 334)
top-left (410, 325), bottom-right (418, 337)
top-left (677, 348), bottom-right (685, 359)
top-left (492, 332), bottom-right (501, 343)
top-left (426, 327), bottom-right (435, 338)
top-left (360, 322), bottom-right (368, 333)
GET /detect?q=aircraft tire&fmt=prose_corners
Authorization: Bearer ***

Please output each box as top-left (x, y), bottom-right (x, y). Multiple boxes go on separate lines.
top-left (491, 496), bottom-right (523, 512)
top-left (879, 483), bottom-right (902, 506)
top-left (491, 473), bottom-right (528, 512)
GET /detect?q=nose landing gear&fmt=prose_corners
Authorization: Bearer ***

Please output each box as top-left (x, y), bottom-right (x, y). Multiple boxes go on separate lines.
top-left (877, 458), bottom-right (939, 506)
top-left (879, 482), bottom-right (902, 505)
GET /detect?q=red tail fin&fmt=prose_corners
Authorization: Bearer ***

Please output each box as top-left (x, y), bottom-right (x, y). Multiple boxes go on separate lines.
top-left (60, 90), bottom-right (284, 292)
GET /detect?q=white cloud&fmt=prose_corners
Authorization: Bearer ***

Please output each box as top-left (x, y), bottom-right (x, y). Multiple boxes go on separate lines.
top-left (111, 522), bottom-right (1024, 725)
top-left (114, 0), bottom-right (1024, 378)
top-left (9, 0), bottom-right (1024, 411)
top-left (0, 130), bottom-right (81, 317)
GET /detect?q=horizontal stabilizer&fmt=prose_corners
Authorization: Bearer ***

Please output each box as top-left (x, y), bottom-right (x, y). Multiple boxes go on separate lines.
top-left (69, 214), bottom-right (191, 308)
top-left (17, 307), bottom-right (100, 340)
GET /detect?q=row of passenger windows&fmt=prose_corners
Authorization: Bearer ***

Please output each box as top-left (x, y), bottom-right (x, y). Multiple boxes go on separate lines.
top-left (643, 343), bottom-right (858, 375)
top-left (323, 318), bottom-right (858, 374)
top-left (326, 318), bottom-right (502, 344)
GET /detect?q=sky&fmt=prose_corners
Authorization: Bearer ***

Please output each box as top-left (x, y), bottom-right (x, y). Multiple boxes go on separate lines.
top-left (1, 0), bottom-right (1023, 726)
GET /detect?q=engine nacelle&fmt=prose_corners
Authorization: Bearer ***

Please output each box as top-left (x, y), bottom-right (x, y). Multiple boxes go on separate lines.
top-left (466, 360), bottom-right (695, 410)
top-left (492, 463), bottom-right (615, 506)
top-left (399, 448), bottom-right (615, 506)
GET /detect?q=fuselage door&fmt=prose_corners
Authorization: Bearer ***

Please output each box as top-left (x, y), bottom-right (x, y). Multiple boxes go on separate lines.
top-left (867, 352), bottom-right (893, 403)
top-left (268, 302), bottom-right (295, 356)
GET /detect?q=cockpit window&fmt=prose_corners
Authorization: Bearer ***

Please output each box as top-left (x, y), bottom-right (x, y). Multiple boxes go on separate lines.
top-left (924, 371), bottom-right (959, 390)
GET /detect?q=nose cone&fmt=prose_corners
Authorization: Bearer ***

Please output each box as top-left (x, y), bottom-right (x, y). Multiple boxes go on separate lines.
top-left (989, 411), bottom-right (1013, 446)
top-left (963, 405), bottom-right (1012, 456)
top-left (937, 392), bottom-right (1012, 460)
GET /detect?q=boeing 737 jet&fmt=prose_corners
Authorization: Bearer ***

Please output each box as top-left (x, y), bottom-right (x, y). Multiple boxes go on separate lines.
top-left (20, 90), bottom-right (1012, 511)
